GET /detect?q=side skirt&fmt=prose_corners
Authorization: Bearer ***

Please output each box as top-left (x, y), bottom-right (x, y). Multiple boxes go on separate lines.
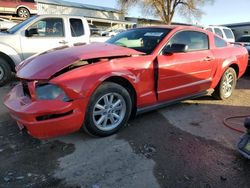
top-left (136, 91), bottom-right (210, 115)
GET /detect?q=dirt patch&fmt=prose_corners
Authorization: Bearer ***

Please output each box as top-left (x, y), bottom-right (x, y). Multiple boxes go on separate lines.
top-left (0, 118), bottom-right (76, 188)
top-left (117, 112), bottom-right (250, 188)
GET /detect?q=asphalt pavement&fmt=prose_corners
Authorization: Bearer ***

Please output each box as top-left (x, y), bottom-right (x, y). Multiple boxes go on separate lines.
top-left (0, 74), bottom-right (250, 188)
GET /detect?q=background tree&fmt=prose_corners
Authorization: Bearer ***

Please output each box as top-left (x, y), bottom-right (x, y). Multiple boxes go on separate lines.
top-left (117, 0), bottom-right (214, 24)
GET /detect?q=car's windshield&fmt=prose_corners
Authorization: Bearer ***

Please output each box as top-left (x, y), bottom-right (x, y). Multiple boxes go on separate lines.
top-left (237, 36), bottom-right (250, 43)
top-left (106, 28), bottom-right (171, 54)
top-left (7, 15), bottom-right (38, 34)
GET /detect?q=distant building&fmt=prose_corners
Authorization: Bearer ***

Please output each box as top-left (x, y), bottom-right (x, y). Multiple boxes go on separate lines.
top-left (223, 22), bottom-right (250, 40)
top-left (36, 0), bottom-right (135, 29)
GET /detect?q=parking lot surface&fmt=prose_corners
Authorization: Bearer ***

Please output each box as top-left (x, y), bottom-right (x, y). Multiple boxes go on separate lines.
top-left (1, 73), bottom-right (250, 188)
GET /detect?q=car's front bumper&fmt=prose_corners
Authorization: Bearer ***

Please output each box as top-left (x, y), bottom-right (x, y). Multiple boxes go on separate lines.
top-left (4, 84), bottom-right (86, 139)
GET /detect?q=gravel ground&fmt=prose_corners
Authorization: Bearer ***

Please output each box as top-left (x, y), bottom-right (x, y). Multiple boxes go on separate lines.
top-left (0, 72), bottom-right (250, 188)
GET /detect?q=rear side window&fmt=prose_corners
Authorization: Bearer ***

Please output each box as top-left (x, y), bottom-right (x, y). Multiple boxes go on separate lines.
top-left (223, 29), bottom-right (234, 39)
top-left (70, 18), bottom-right (84, 37)
top-left (168, 31), bottom-right (209, 51)
top-left (214, 28), bottom-right (223, 38)
top-left (214, 36), bottom-right (227, 48)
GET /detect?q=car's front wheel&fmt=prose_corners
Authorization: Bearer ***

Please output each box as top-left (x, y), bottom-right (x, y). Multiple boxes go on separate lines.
top-left (84, 82), bottom-right (132, 136)
top-left (213, 67), bottom-right (237, 100)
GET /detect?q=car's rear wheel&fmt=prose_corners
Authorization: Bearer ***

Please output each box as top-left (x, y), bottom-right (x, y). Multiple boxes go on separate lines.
top-left (213, 67), bottom-right (237, 100)
top-left (0, 57), bottom-right (12, 86)
top-left (84, 82), bottom-right (132, 136)
top-left (17, 7), bottom-right (30, 18)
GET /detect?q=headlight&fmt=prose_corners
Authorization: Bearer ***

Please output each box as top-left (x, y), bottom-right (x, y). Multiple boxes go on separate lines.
top-left (36, 83), bottom-right (70, 102)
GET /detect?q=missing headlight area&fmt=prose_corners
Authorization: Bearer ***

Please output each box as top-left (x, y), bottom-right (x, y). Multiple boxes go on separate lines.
top-left (36, 110), bottom-right (73, 121)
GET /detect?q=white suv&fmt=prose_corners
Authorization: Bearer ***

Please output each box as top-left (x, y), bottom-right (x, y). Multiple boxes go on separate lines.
top-left (204, 26), bottom-right (235, 43)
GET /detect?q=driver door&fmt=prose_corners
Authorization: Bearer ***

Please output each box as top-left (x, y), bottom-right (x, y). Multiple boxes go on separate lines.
top-left (20, 17), bottom-right (67, 60)
top-left (157, 30), bottom-right (215, 102)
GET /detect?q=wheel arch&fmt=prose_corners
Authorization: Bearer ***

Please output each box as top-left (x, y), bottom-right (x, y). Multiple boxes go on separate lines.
top-left (104, 76), bottom-right (137, 117)
top-left (0, 52), bottom-right (16, 72)
top-left (211, 60), bottom-right (240, 89)
top-left (229, 63), bottom-right (239, 78)
top-left (16, 5), bottom-right (31, 14)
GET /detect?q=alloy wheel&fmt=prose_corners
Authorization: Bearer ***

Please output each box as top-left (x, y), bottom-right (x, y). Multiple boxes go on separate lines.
top-left (222, 71), bottom-right (234, 98)
top-left (92, 93), bottom-right (126, 131)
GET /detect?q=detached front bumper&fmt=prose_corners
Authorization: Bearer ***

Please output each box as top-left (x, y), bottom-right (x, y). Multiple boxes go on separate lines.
top-left (4, 84), bottom-right (86, 139)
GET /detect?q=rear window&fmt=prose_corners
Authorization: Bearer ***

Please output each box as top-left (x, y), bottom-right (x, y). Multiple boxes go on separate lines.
top-left (214, 28), bottom-right (223, 38)
top-left (223, 29), bottom-right (234, 39)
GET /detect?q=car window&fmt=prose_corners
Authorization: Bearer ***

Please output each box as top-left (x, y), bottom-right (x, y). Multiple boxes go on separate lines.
top-left (214, 28), bottom-right (224, 38)
top-left (107, 28), bottom-right (171, 54)
top-left (70, 18), bottom-right (84, 37)
top-left (166, 30), bottom-right (209, 52)
top-left (206, 28), bottom-right (213, 32)
top-left (223, 29), bottom-right (234, 39)
top-left (236, 36), bottom-right (250, 43)
top-left (214, 36), bottom-right (227, 48)
top-left (28, 18), bottom-right (64, 37)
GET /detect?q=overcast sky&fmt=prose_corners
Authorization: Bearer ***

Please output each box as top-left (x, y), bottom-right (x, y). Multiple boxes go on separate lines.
top-left (66, 0), bottom-right (250, 25)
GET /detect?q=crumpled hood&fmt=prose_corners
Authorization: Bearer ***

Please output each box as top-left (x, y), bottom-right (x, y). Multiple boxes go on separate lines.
top-left (16, 43), bottom-right (144, 80)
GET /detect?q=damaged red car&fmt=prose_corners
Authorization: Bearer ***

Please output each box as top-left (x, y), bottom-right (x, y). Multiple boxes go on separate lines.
top-left (4, 26), bottom-right (248, 139)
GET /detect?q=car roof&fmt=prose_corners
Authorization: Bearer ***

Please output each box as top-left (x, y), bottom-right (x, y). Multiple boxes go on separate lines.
top-left (136, 25), bottom-right (207, 32)
top-left (206, 25), bottom-right (232, 29)
top-left (37, 14), bottom-right (87, 19)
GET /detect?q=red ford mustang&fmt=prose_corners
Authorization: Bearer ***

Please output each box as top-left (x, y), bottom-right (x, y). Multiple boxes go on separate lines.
top-left (4, 26), bottom-right (248, 139)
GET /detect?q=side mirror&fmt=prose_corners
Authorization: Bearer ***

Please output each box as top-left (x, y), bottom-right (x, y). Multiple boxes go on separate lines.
top-left (163, 43), bottom-right (188, 54)
top-left (25, 28), bottom-right (38, 37)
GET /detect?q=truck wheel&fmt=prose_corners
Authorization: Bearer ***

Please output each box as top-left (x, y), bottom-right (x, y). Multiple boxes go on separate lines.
top-left (17, 7), bottom-right (30, 18)
top-left (84, 82), bottom-right (132, 137)
top-left (213, 67), bottom-right (237, 100)
top-left (0, 58), bottom-right (12, 86)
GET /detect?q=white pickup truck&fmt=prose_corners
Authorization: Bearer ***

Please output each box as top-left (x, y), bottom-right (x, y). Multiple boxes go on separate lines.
top-left (0, 14), bottom-right (90, 85)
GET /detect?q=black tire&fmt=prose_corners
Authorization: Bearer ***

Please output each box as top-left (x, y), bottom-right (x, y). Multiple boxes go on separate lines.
top-left (212, 67), bottom-right (237, 100)
top-left (84, 82), bottom-right (132, 137)
top-left (0, 57), bottom-right (12, 86)
top-left (17, 7), bottom-right (30, 18)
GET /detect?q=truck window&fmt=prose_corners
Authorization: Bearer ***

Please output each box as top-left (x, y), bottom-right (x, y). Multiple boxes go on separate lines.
top-left (214, 28), bottom-right (224, 38)
top-left (70, 18), bottom-right (84, 37)
top-left (206, 28), bottom-right (213, 32)
top-left (28, 18), bottom-right (64, 37)
top-left (214, 36), bottom-right (227, 48)
top-left (223, 29), bottom-right (234, 39)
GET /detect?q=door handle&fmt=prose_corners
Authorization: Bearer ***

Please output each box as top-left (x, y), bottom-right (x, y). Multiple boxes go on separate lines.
top-left (59, 40), bottom-right (68, 44)
top-left (203, 56), bottom-right (213, 61)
